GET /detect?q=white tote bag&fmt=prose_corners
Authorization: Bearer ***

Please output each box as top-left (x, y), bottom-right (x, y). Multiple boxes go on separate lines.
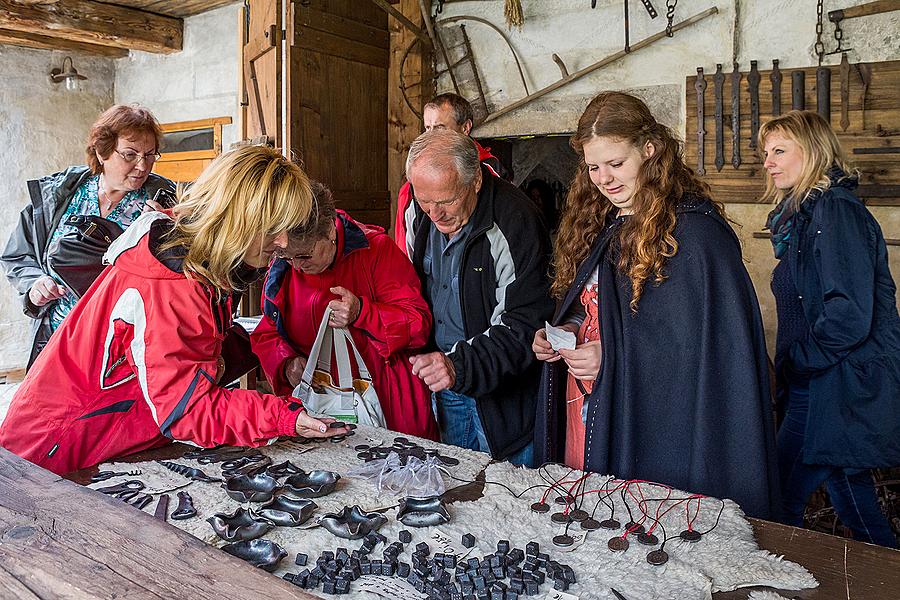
top-left (291, 307), bottom-right (387, 427)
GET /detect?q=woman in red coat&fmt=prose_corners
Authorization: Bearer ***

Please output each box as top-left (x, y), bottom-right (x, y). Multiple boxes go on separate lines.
top-left (251, 182), bottom-right (438, 440)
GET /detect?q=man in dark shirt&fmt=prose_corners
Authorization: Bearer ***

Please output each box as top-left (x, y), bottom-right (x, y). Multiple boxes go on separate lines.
top-left (405, 130), bottom-right (553, 465)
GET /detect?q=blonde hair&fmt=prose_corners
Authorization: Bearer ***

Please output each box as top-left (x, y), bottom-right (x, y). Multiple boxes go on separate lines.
top-left (758, 110), bottom-right (854, 210)
top-left (162, 145), bottom-right (313, 292)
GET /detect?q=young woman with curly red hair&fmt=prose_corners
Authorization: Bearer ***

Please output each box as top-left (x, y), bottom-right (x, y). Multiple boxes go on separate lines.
top-left (532, 92), bottom-right (780, 519)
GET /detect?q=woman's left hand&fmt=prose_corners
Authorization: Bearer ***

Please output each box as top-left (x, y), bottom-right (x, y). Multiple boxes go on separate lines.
top-left (558, 340), bottom-right (602, 381)
top-left (328, 286), bottom-right (361, 328)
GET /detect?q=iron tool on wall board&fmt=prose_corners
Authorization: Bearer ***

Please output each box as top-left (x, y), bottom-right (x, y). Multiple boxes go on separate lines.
top-left (748, 60), bottom-right (761, 148)
top-left (731, 62), bottom-right (741, 169)
top-left (840, 53), bottom-right (851, 131)
top-left (792, 70), bottom-right (806, 110)
top-left (695, 67), bottom-right (707, 175)
top-left (714, 64), bottom-right (725, 172)
top-left (817, 65), bottom-right (832, 122)
top-left (770, 59), bottom-right (782, 116)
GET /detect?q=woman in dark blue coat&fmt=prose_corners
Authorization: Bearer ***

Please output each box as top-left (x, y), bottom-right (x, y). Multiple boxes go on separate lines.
top-left (533, 92), bottom-right (780, 519)
top-left (760, 110), bottom-right (900, 547)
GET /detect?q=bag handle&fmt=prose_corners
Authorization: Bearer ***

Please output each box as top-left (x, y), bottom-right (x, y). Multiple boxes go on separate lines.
top-left (333, 327), bottom-right (372, 381)
top-left (300, 307), bottom-right (334, 386)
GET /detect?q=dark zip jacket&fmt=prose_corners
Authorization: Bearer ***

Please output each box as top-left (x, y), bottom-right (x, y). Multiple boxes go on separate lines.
top-left (535, 196), bottom-right (781, 519)
top-left (409, 166), bottom-right (554, 459)
top-left (777, 173), bottom-right (900, 468)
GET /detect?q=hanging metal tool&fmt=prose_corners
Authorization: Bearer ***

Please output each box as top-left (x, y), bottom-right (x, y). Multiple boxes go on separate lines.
top-left (714, 64), bottom-right (725, 172)
top-left (829, 0), bottom-right (900, 54)
top-left (792, 71), bottom-right (806, 110)
top-left (481, 7), bottom-right (718, 125)
top-left (748, 61), bottom-right (761, 149)
top-left (840, 53), bottom-right (851, 131)
top-left (770, 59), bottom-right (783, 116)
top-left (814, 0), bottom-right (826, 66)
top-left (624, 0), bottom-right (631, 52)
top-left (730, 62), bottom-right (741, 170)
top-left (816, 64), bottom-right (832, 123)
top-left (695, 67), bottom-right (707, 175)
top-left (418, 0), bottom-right (461, 95)
top-left (857, 62), bottom-right (872, 129)
top-left (640, 0), bottom-right (659, 18)
top-left (459, 24), bottom-right (488, 118)
top-left (665, 0), bottom-right (678, 36)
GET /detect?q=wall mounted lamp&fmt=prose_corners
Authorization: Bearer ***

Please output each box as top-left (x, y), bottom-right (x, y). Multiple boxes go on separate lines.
top-left (50, 56), bottom-right (88, 91)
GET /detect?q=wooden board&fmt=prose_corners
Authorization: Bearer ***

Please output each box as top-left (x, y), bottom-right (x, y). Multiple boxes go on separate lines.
top-left (0, 447), bottom-right (319, 600)
top-left (242, 0), bottom-right (281, 146)
top-left (104, 0), bottom-right (238, 19)
top-left (685, 59), bottom-right (900, 205)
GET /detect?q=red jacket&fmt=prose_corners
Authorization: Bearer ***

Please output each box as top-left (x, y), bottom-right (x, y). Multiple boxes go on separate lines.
top-left (394, 140), bottom-right (500, 256)
top-left (251, 211), bottom-right (438, 440)
top-left (0, 213), bottom-right (303, 475)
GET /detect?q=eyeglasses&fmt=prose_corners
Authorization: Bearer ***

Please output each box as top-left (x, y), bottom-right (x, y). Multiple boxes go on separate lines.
top-left (114, 149), bottom-right (162, 164)
top-left (273, 248), bottom-right (314, 262)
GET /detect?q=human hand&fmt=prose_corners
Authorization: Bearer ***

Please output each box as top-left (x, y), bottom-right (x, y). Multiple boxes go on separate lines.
top-left (142, 197), bottom-right (164, 213)
top-left (28, 275), bottom-right (67, 307)
top-left (409, 351), bottom-right (456, 392)
top-left (294, 411), bottom-right (350, 438)
top-left (284, 355), bottom-right (308, 388)
top-left (533, 323), bottom-right (578, 362)
top-left (558, 340), bottom-right (602, 381)
top-left (327, 286), bottom-right (361, 328)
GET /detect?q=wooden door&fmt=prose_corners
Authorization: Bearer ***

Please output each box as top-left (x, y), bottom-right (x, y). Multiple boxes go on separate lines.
top-left (241, 0), bottom-right (281, 146)
top-left (287, 0), bottom-right (391, 228)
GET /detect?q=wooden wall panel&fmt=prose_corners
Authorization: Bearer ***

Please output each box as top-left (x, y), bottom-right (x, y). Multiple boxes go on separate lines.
top-left (685, 59), bottom-right (900, 205)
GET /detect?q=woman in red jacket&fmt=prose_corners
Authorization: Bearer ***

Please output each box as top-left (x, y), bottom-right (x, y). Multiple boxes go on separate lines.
top-left (0, 146), bottom-right (348, 475)
top-left (251, 182), bottom-right (438, 440)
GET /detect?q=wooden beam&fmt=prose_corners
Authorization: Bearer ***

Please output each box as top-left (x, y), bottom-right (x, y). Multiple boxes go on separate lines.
top-left (0, 0), bottom-right (182, 54)
top-left (0, 27), bottom-right (128, 57)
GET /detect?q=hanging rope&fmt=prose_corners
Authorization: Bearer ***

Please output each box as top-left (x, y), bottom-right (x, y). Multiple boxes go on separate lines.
top-left (504, 0), bottom-right (524, 30)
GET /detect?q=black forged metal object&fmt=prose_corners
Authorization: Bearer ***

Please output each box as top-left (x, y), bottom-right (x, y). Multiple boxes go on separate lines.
top-left (220, 454), bottom-right (273, 478)
top-left (319, 505), bottom-right (388, 540)
top-left (282, 470), bottom-right (341, 498)
top-left (94, 479), bottom-right (144, 495)
top-left (171, 491), bottom-right (197, 520)
top-left (90, 469), bottom-right (141, 483)
top-left (222, 538), bottom-right (287, 572)
top-left (266, 460), bottom-right (305, 479)
top-left (695, 66), bottom-right (707, 175)
top-left (208, 507), bottom-right (273, 542)
top-left (253, 496), bottom-right (318, 527)
top-left (397, 496), bottom-right (451, 528)
top-left (713, 63), bottom-right (725, 172)
top-left (356, 436), bottom-right (460, 467)
top-left (183, 445), bottom-right (261, 465)
top-left (156, 460), bottom-right (221, 483)
top-left (222, 473), bottom-right (281, 503)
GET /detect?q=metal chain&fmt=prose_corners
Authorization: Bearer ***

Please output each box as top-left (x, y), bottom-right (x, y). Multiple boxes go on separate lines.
top-left (814, 0), bottom-right (826, 65)
top-left (832, 17), bottom-right (846, 53)
top-left (665, 0), bottom-right (677, 37)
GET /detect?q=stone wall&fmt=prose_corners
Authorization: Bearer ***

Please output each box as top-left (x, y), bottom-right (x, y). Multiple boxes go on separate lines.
top-left (0, 47), bottom-right (115, 370)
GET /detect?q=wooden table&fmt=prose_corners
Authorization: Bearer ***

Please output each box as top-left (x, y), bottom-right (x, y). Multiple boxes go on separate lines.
top-left (2, 445), bottom-right (899, 599)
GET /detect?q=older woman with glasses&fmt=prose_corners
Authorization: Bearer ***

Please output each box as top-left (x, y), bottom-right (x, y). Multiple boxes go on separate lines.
top-left (251, 182), bottom-right (439, 440)
top-left (2, 104), bottom-right (175, 368)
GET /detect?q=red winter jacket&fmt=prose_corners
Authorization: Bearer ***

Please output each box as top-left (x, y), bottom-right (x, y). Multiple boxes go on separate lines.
top-left (394, 140), bottom-right (500, 256)
top-left (251, 211), bottom-right (438, 440)
top-left (0, 213), bottom-right (304, 475)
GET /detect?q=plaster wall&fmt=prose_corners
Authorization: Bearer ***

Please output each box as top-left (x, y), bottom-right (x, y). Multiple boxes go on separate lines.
top-left (115, 4), bottom-right (241, 149)
top-left (437, 0), bottom-right (899, 357)
top-left (0, 47), bottom-right (115, 370)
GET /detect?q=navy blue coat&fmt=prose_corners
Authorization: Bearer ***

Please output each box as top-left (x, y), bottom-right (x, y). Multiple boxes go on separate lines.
top-left (534, 196), bottom-right (781, 519)
top-left (778, 176), bottom-right (900, 468)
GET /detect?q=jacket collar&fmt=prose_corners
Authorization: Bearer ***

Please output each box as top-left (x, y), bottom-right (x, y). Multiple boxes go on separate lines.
top-left (797, 165), bottom-right (859, 220)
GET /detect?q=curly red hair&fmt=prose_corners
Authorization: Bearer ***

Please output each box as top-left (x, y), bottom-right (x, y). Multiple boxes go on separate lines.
top-left (86, 104), bottom-right (163, 174)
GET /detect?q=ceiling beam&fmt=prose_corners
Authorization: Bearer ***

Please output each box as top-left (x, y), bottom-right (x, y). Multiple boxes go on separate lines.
top-left (0, 27), bottom-right (129, 57)
top-left (0, 0), bottom-right (182, 54)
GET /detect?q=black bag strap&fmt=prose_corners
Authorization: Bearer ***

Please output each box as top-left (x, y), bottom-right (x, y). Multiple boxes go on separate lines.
top-left (27, 179), bottom-right (49, 259)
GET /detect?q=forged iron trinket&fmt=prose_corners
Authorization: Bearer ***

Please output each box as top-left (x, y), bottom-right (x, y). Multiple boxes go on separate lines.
top-left (265, 460), bottom-right (304, 479)
top-left (282, 470), bottom-right (341, 498)
top-left (156, 460), bottom-right (222, 483)
top-left (530, 502), bottom-right (549, 514)
top-left (580, 518), bottom-right (601, 531)
top-left (319, 505), bottom-right (388, 540)
top-left (680, 529), bottom-right (702, 543)
top-left (221, 454), bottom-right (273, 478)
top-left (599, 518), bottom-right (621, 530)
top-left (568, 509), bottom-right (588, 522)
top-left (551, 535), bottom-right (573, 548)
top-left (637, 532), bottom-right (659, 546)
top-left (607, 536), bottom-right (629, 552)
top-left (171, 491), bottom-right (197, 520)
top-left (91, 469), bottom-right (141, 482)
top-left (182, 445), bottom-right (260, 464)
top-left (647, 549), bottom-right (669, 566)
top-left (222, 473), bottom-right (280, 503)
top-left (397, 496), bottom-right (451, 528)
top-left (554, 495), bottom-right (574, 505)
top-left (253, 495), bottom-right (318, 527)
top-left (222, 538), bottom-right (287, 572)
top-left (624, 521), bottom-right (645, 535)
top-left (550, 512), bottom-right (571, 525)
top-left (208, 507), bottom-right (273, 542)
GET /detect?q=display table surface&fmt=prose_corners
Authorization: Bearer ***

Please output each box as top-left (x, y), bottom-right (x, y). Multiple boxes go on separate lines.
top-left (1, 443), bottom-right (898, 599)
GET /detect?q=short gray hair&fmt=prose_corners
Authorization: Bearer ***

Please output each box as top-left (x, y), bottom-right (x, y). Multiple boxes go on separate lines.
top-left (405, 129), bottom-right (480, 187)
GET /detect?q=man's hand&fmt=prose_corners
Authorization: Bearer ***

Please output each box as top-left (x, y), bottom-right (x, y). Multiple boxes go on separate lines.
top-left (533, 323), bottom-right (578, 363)
top-left (409, 351), bottom-right (456, 392)
top-left (328, 286), bottom-right (361, 328)
top-left (558, 340), bottom-right (602, 381)
top-left (294, 411), bottom-right (350, 438)
top-left (28, 275), bottom-right (67, 307)
top-left (284, 355), bottom-right (308, 388)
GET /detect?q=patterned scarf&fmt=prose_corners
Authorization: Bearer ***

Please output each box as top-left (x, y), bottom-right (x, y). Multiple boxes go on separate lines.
top-left (765, 195), bottom-right (796, 259)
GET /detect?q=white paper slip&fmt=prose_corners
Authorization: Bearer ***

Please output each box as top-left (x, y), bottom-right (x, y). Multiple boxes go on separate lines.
top-left (359, 575), bottom-right (427, 600)
top-left (545, 322), bottom-right (576, 351)
top-left (429, 529), bottom-right (473, 559)
top-left (545, 590), bottom-right (579, 600)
